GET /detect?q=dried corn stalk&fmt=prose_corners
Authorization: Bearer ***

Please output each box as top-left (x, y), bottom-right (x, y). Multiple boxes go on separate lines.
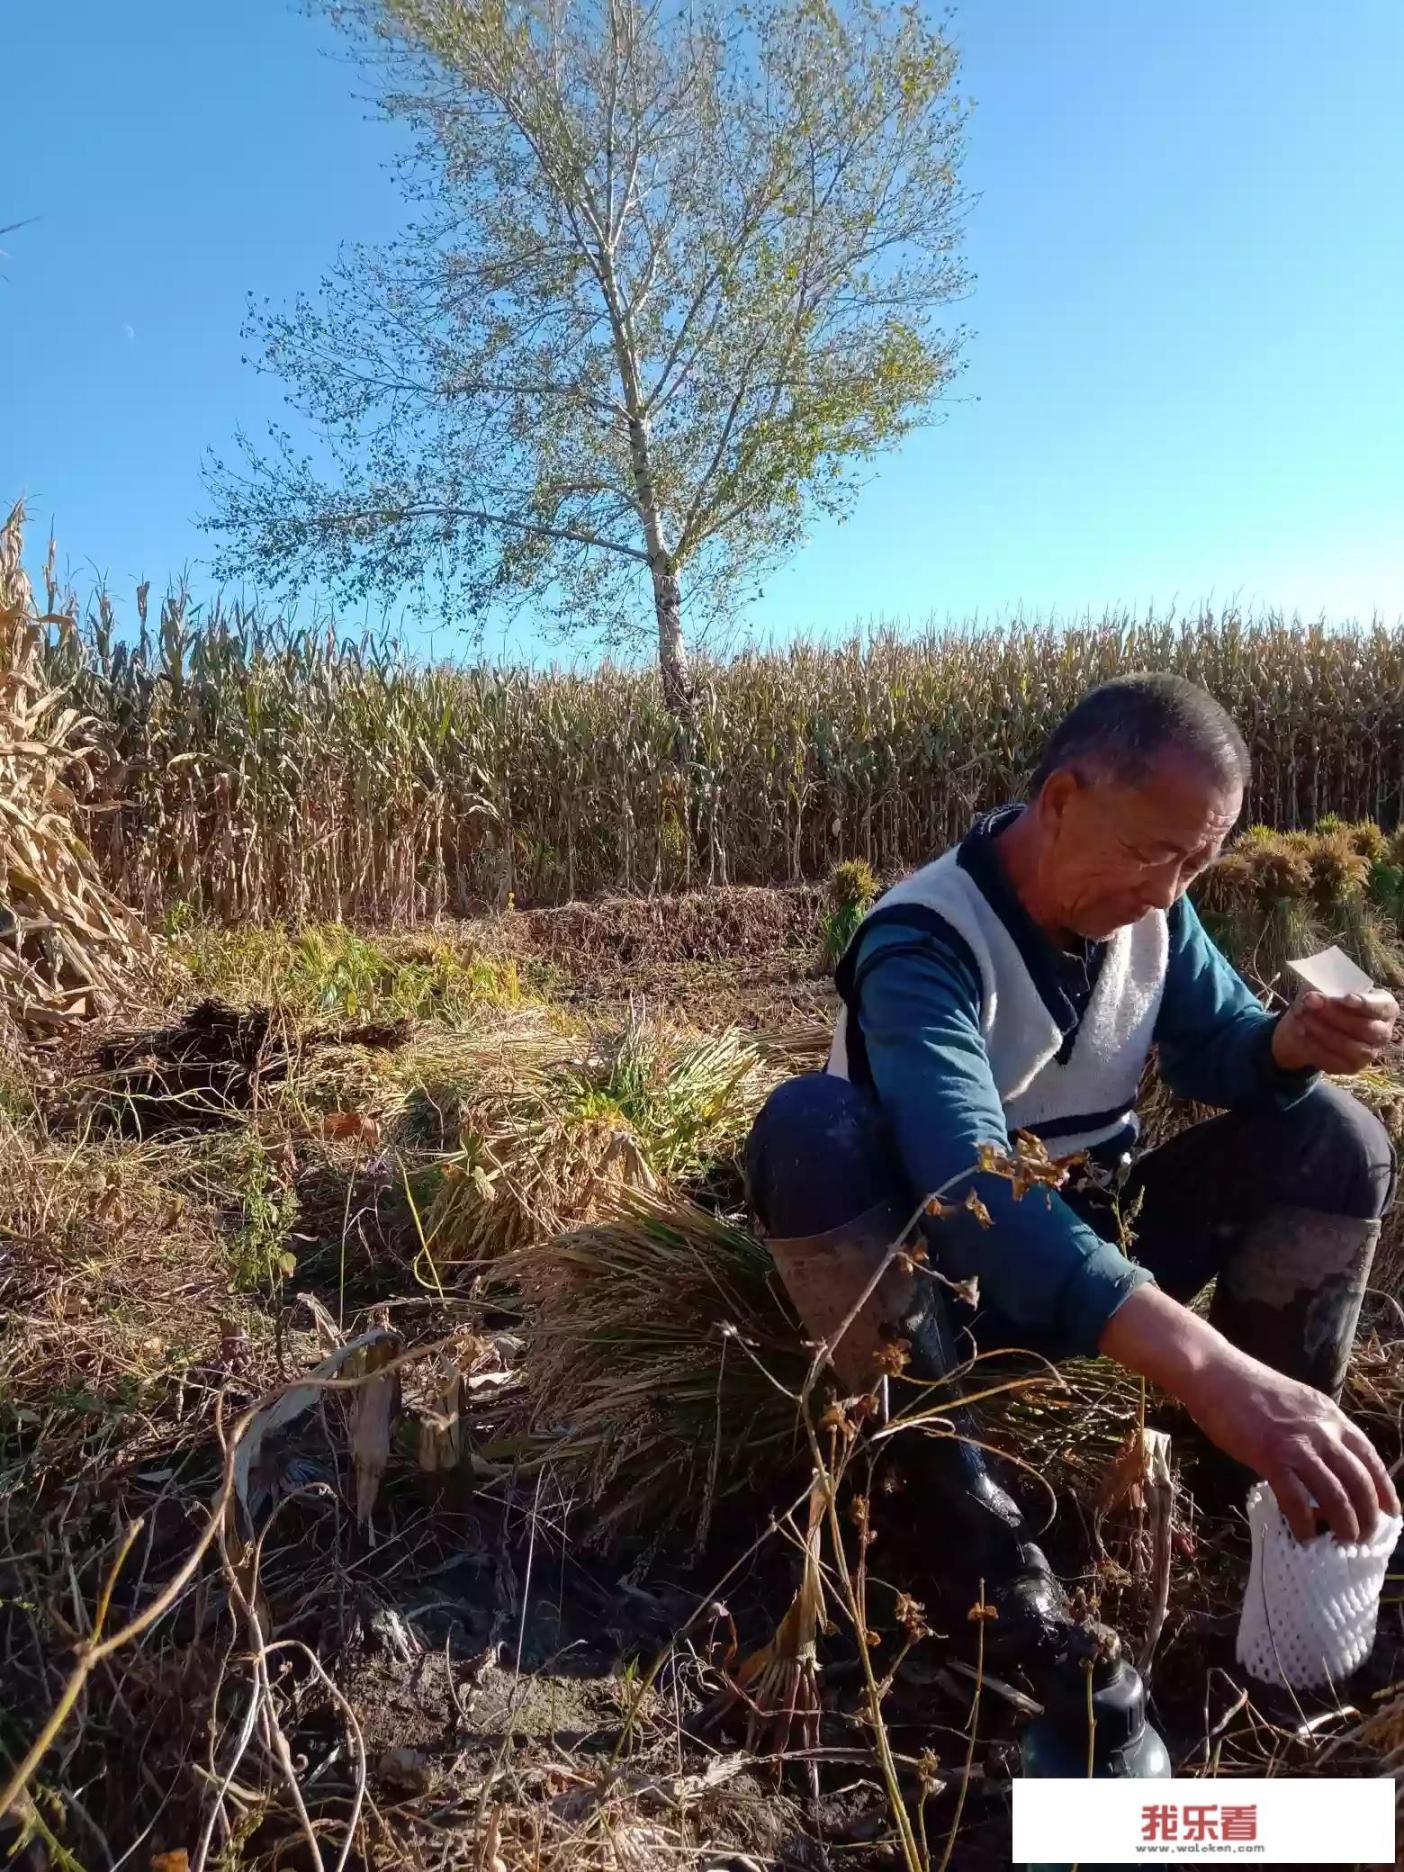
top-left (348, 1330), bottom-right (404, 1524)
top-left (0, 502), bottom-right (149, 1039)
top-left (1095, 1424), bottom-right (1176, 1677)
top-left (416, 1350), bottom-right (467, 1474)
top-left (51, 601), bottom-right (1404, 924)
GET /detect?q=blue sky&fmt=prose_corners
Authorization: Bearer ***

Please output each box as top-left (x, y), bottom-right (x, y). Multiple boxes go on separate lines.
top-left (4, 0), bottom-right (1402, 656)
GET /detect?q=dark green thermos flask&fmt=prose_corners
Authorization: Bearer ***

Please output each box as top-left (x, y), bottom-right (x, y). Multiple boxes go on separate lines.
top-left (1019, 1650), bottom-right (1171, 1872)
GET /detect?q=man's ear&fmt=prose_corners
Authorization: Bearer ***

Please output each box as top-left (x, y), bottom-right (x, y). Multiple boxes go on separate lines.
top-left (1037, 769), bottom-right (1081, 828)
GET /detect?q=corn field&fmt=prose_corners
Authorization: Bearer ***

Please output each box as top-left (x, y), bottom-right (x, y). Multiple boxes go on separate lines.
top-left (36, 551), bottom-right (1404, 924)
top-left (0, 507), bottom-right (149, 1037)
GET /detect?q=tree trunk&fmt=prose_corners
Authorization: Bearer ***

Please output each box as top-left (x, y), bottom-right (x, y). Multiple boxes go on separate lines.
top-left (651, 556), bottom-right (693, 726)
top-left (601, 269), bottom-right (695, 728)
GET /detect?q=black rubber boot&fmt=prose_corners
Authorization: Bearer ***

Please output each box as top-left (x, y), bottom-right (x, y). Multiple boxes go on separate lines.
top-left (889, 1269), bottom-right (1081, 1669)
top-left (1191, 1206), bottom-right (1382, 1518)
top-left (765, 1200), bottom-right (1083, 1672)
top-left (1208, 1205), bottom-right (1379, 1401)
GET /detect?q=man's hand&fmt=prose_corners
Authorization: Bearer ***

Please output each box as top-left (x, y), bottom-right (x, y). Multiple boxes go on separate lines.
top-left (1100, 1285), bottom-right (1399, 1542)
top-left (1180, 1348), bottom-right (1396, 1542)
top-left (1272, 988), bottom-right (1398, 1076)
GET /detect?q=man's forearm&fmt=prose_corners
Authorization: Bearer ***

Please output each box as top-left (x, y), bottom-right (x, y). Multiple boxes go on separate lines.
top-left (1099, 1282), bottom-right (1400, 1542)
top-left (1097, 1282), bottom-right (1227, 1401)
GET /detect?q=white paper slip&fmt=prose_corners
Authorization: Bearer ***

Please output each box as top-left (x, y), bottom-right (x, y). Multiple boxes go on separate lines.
top-left (1286, 944), bottom-right (1375, 998)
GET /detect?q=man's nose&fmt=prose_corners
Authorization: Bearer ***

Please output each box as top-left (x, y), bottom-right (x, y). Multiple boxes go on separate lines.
top-left (1141, 865), bottom-right (1182, 911)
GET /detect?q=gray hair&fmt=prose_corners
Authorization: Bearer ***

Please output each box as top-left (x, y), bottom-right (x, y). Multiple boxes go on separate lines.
top-left (1031, 673), bottom-right (1248, 794)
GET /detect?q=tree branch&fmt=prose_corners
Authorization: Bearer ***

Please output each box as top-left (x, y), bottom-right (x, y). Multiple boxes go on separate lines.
top-left (302, 500), bottom-right (650, 562)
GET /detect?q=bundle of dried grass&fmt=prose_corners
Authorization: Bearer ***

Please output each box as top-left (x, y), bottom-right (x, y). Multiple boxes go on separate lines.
top-left (0, 503), bottom-right (149, 1039)
top-left (429, 1080), bottom-right (655, 1263)
top-left (817, 857), bottom-right (879, 969)
top-left (427, 1018), bottom-right (772, 1264)
top-left (497, 1191), bottom-right (807, 1553)
top-left (1195, 821), bottom-right (1404, 993)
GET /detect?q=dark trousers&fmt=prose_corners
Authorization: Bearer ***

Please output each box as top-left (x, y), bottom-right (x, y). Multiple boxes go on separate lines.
top-left (746, 1073), bottom-right (1395, 1379)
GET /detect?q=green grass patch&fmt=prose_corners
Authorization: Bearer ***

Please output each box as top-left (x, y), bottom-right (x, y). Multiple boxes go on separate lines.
top-left (166, 922), bottom-right (523, 1024)
top-left (560, 1022), bottom-right (763, 1186)
top-left (0, 1074), bottom-right (36, 1126)
top-left (228, 1136), bottom-right (299, 1294)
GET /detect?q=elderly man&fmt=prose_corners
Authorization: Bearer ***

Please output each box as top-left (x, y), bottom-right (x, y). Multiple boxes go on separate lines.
top-left (747, 673), bottom-right (1400, 1662)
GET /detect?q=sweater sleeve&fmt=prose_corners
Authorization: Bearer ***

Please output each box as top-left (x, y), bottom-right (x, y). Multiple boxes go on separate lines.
top-left (1153, 896), bottom-right (1320, 1110)
top-left (852, 923), bottom-right (1153, 1358)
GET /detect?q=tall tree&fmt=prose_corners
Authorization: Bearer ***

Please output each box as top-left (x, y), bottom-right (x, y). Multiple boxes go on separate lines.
top-left (206, 0), bottom-right (970, 717)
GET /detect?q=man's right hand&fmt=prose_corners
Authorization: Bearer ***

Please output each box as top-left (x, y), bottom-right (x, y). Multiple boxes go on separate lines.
top-left (1180, 1346), bottom-right (1395, 1542)
top-left (1099, 1284), bottom-right (1398, 1543)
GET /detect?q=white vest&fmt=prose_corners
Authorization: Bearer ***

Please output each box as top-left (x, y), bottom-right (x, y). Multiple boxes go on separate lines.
top-left (828, 847), bottom-right (1169, 1158)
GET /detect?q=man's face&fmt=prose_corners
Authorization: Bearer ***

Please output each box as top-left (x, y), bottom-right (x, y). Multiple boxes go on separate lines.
top-left (1034, 752), bottom-right (1242, 941)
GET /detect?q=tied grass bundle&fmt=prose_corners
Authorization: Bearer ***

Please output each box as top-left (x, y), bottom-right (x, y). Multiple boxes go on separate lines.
top-left (430, 1082), bottom-right (660, 1262)
top-left (1195, 821), bottom-right (1404, 994)
top-left (817, 857), bottom-right (879, 970)
top-left (427, 1018), bottom-right (773, 1263)
top-left (498, 1191), bottom-right (808, 1553)
top-left (0, 504), bottom-right (150, 1040)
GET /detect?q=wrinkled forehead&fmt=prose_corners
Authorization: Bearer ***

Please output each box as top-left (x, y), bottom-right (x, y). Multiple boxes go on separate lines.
top-left (1095, 749), bottom-right (1243, 846)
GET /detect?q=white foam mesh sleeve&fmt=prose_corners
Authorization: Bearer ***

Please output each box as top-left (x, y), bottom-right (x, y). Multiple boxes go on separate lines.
top-left (1236, 1480), bottom-right (1401, 1691)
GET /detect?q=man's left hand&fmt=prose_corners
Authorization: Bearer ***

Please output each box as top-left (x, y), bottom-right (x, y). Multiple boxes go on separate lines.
top-left (1273, 988), bottom-right (1399, 1076)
